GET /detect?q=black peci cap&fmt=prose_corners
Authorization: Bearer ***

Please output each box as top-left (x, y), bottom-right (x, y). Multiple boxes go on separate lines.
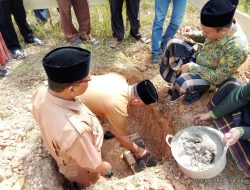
top-left (200, 0), bottom-right (237, 27)
top-left (43, 47), bottom-right (91, 83)
top-left (136, 80), bottom-right (158, 105)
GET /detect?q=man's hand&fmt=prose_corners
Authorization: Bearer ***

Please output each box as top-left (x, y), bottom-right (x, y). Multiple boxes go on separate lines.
top-left (178, 62), bottom-right (193, 74)
top-left (180, 26), bottom-right (194, 37)
top-left (224, 128), bottom-right (241, 146)
top-left (193, 113), bottom-right (211, 125)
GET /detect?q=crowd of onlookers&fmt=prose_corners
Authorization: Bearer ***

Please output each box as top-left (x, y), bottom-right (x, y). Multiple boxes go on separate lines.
top-left (0, 0), bottom-right (189, 77)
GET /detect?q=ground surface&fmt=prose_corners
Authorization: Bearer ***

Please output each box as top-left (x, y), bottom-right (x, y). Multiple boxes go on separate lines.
top-left (0, 2), bottom-right (250, 190)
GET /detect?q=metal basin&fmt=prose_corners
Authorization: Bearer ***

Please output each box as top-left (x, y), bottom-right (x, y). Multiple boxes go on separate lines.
top-left (166, 126), bottom-right (227, 179)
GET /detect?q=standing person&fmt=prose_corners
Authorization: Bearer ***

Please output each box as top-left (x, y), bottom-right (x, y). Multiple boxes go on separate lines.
top-left (160, 0), bottom-right (248, 104)
top-left (79, 73), bottom-right (158, 159)
top-left (0, 0), bottom-right (43, 59)
top-left (193, 78), bottom-right (250, 176)
top-left (151, 0), bottom-right (188, 64)
top-left (109, 0), bottom-right (150, 48)
top-left (32, 47), bottom-right (112, 187)
top-left (56, 0), bottom-right (98, 46)
top-left (0, 32), bottom-right (10, 77)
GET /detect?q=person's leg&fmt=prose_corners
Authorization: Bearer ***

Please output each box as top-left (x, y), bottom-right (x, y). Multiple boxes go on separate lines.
top-left (109, 0), bottom-right (124, 41)
top-left (126, 0), bottom-right (140, 37)
top-left (161, 0), bottom-right (188, 46)
top-left (172, 73), bottom-right (210, 104)
top-left (56, 0), bottom-right (79, 41)
top-left (211, 78), bottom-right (243, 105)
top-left (33, 9), bottom-right (49, 23)
top-left (72, 0), bottom-right (90, 37)
top-left (209, 78), bottom-right (246, 124)
top-left (0, 0), bottom-right (21, 52)
top-left (151, 0), bottom-right (171, 63)
top-left (0, 33), bottom-right (10, 77)
top-left (10, 0), bottom-right (35, 43)
top-left (160, 38), bottom-right (194, 82)
top-left (72, 0), bottom-right (98, 45)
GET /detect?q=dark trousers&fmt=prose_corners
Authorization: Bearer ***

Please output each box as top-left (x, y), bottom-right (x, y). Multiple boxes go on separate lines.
top-left (33, 9), bottom-right (49, 23)
top-left (0, 0), bottom-right (34, 51)
top-left (109, 0), bottom-right (140, 40)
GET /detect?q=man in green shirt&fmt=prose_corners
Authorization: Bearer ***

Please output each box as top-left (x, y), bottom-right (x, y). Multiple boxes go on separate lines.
top-left (193, 78), bottom-right (250, 176)
top-left (160, 0), bottom-right (248, 104)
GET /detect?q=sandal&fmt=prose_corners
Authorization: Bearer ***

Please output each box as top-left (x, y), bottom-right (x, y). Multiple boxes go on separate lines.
top-left (130, 33), bottom-right (151, 44)
top-left (81, 34), bottom-right (99, 45)
top-left (109, 37), bottom-right (119, 48)
top-left (11, 49), bottom-right (25, 60)
top-left (89, 37), bottom-right (99, 46)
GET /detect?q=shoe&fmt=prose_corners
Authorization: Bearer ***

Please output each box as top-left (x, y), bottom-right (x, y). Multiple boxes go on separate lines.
top-left (109, 37), bottom-right (119, 48)
top-left (0, 68), bottom-right (10, 77)
top-left (183, 91), bottom-right (201, 105)
top-left (11, 49), bottom-right (25, 60)
top-left (26, 37), bottom-right (43, 46)
top-left (104, 131), bottom-right (115, 140)
top-left (81, 34), bottom-right (99, 46)
top-left (130, 32), bottom-right (151, 44)
top-left (33, 37), bottom-right (43, 46)
top-left (71, 38), bottom-right (82, 47)
top-left (152, 54), bottom-right (161, 64)
top-left (89, 37), bottom-right (99, 45)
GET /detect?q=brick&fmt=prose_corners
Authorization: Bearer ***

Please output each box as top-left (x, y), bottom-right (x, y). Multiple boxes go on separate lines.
top-left (123, 151), bottom-right (136, 166)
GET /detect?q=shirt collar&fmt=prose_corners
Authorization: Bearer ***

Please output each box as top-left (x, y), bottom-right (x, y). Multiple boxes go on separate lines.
top-left (44, 87), bottom-right (83, 112)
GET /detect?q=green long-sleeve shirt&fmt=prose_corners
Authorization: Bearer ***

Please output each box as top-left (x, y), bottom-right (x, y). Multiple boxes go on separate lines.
top-left (189, 23), bottom-right (248, 90)
top-left (210, 83), bottom-right (250, 139)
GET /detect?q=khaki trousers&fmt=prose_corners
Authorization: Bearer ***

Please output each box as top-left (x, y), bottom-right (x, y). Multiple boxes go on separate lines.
top-left (57, 0), bottom-right (91, 41)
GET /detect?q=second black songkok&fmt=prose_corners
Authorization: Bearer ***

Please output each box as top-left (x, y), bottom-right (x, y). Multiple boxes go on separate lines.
top-left (43, 47), bottom-right (91, 83)
top-left (200, 0), bottom-right (237, 27)
top-left (136, 80), bottom-right (158, 105)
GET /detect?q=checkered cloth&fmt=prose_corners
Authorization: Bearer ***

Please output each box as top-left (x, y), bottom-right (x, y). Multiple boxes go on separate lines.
top-left (207, 78), bottom-right (250, 176)
top-left (160, 38), bottom-right (210, 95)
top-left (160, 38), bottom-right (195, 83)
top-left (173, 73), bottom-right (210, 94)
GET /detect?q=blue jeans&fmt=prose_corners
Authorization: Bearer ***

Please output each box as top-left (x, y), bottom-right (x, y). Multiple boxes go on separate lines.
top-left (151, 0), bottom-right (188, 55)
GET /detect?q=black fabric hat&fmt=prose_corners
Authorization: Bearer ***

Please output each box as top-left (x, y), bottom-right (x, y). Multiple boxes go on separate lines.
top-left (200, 0), bottom-right (237, 27)
top-left (43, 47), bottom-right (91, 83)
top-left (136, 80), bottom-right (158, 105)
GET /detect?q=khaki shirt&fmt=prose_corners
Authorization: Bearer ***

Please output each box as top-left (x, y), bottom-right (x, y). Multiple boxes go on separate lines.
top-left (32, 86), bottom-right (104, 186)
top-left (79, 73), bottom-right (131, 135)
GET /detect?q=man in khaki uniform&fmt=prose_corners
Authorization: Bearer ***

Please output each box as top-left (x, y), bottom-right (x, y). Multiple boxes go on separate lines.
top-left (79, 73), bottom-right (158, 159)
top-left (32, 47), bottom-right (112, 187)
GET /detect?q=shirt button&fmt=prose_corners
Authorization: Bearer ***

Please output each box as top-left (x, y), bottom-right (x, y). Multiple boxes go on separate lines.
top-left (67, 113), bottom-right (71, 117)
